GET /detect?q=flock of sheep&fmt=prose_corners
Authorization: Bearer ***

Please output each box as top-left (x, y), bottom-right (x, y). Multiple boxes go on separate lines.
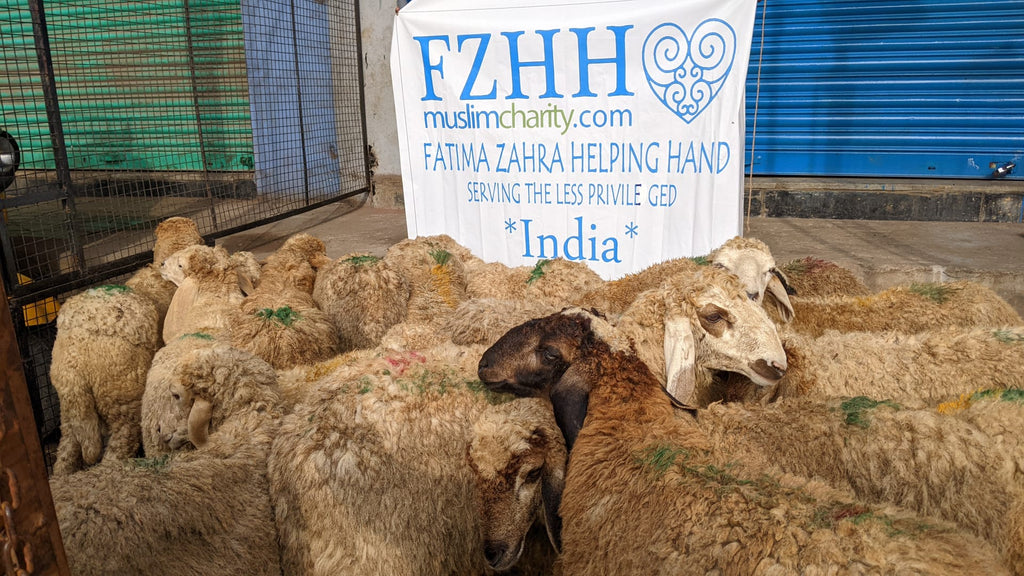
top-left (45, 215), bottom-right (1024, 575)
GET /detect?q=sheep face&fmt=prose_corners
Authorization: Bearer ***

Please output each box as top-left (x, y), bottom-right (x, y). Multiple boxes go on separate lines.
top-left (160, 245), bottom-right (232, 286)
top-left (156, 384), bottom-right (192, 451)
top-left (477, 313), bottom-right (590, 397)
top-left (468, 399), bottom-right (567, 572)
top-left (711, 237), bottom-right (794, 322)
top-left (664, 270), bottom-right (787, 401)
top-left (168, 379), bottom-right (213, 449)
top-left (152, 217), bottom-right (203, 265)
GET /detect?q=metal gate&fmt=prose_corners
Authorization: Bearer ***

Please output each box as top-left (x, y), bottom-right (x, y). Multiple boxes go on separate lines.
top-left (0, 0), bottom-right (370, 469)
top-left (745, 0), bottom-right (1024, 180)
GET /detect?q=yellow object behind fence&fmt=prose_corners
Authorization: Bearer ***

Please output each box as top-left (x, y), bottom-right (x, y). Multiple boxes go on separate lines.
top-left (15, 273), bottom-right (60, 326)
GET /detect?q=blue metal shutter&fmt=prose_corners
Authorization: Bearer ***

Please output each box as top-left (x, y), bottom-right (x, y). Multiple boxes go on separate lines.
top-left (745, 0), bottom-right (1024, 180)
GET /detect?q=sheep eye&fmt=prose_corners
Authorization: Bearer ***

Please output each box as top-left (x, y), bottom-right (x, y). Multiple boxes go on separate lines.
top-left (541, 347), bottom-right (561, 362)
top-left (171, 393), bottom-right (180, 401)
top-left (704, 313), bottom-right (723, 323)
top-left (523, 467), bottom-right (543, 483)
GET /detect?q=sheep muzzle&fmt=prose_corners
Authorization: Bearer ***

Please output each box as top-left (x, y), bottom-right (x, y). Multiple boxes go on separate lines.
top-left (748, 358), bottom-right (786, 385)
top-left (483, 538), bottom-right (524, 572)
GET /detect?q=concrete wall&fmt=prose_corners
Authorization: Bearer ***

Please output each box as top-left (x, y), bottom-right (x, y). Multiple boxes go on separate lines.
top-left (359, 0), bottom-right (404, 207)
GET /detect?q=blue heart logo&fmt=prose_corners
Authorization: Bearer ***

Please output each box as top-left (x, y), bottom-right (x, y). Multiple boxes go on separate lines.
top-left (642, 19), bottom-right (737, 124)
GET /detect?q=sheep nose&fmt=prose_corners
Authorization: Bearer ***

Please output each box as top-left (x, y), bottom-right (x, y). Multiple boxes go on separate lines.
top-left (751, 358), bottom-right (786, 381)
top-left (483, 541), bottom-right (508, 568)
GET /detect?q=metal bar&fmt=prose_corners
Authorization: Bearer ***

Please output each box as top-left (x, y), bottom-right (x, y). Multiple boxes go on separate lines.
top-left (352, 0), bottom-right (372, 191)
top-left (6, 253), bottom-right (152, 304)
top-left (289, 0), bottom-right (310, 204)
top-left (28, 0), bottom-right (88, 276)
top-left (184, 0), bottom-right (219, 228)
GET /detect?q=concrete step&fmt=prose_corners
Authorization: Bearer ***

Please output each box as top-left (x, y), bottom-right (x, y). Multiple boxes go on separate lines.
top-left (746, 177), bottom-right (1024, 223)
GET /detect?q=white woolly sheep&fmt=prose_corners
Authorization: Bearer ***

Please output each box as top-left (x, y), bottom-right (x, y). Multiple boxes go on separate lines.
top-left (123, 216), bottom-right (205, 342)
top-left (780, 280), bottom-right (1022, 336)
top-left (229, 250), bottom-right (262, 295)
top-left (613, 265), bottom-right (788, 408)
top-left (694, 391), bottom-right (1024, 574)
top-left (466, 258), bottom-right (604, 306)
top-left (140, 331), bottom-right (219, 456)
top-left (760, 326), bottom-right (1024, 404)
top-left (252, 231), bottom-right (331, 302)
top-left (576, 235), bottom-right (795, 322)
top-left (51, 341), bottom-right (284, 576)
top-left (442, 297), bottom-right (564, 346)
top-left (160, 244), bottom-right (246, 342)
top-left (267, 352), bottom-right (565, 576)
top-left (312, 253), bottom-right (411, 351)
top-left (477, 309), bottom-right (1012, 575)
top-left (50, 284), bottom-right (160, 475)
top-left (383, 234), bottom-right (471, 325)
top-left (228, 234), bottom-right (340, 369)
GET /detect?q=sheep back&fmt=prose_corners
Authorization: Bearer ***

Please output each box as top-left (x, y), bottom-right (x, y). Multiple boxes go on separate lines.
top-left (385, 236), bottom-right (470, 324)
top-left (312, 253), bottom-right (411, 350)
top-left (576, 256), bottom-right (702, 316)
top-left (778, 256), bottom-right (870, 298)
top-left (699, 393), bottom-right (1024, 573)
top-left (269, 359), bottom-right (513, 575)
top-left (777, 327), bottom-right (1024, 402)
top-left (228, 293), bottom-right (341, 370)
top-left (151, 216), bottom-right (203, 265)
top-left (442, 298), bottom-right (562, 346)
top-left (51, 441), bottom-right (280, 576)
top-left (787, 281), bottom-right (1022, 336)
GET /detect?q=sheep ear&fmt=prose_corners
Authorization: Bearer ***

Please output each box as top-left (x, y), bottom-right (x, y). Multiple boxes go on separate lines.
top-left (538, 424), bottom-right (567, 555)
top-left (664, 317), bottom-right (696, 404)
top-left (765, 270), bottom-right (795, 323)
top-left (541, 472), bottom-right (563, 555)
top-left (549, 364), bottom-right (590, 453)
top-left (187, 397), bottom-right (213, 448)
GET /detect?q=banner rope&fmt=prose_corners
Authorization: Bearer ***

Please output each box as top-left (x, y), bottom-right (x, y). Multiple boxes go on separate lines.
top-left (746, 0), bottom-right (768, 234)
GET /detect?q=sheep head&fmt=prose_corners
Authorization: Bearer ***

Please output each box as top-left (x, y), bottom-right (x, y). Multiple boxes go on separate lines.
top-left (477, 307), bottom-right (624, 398)
top-left (710, 236), bottom-right (794, 322)
top-left (152, 216), bottom-right (203, 265)
top-left (659, 266), bottom-right (788, 404)
top-left (160, 245), bottom-right (234, 287)
top-left (468, 398), bottom-right (567, 571)
top-left (478, 308), bottom-right (628, 451)
top-left (168, 343), bottom-right (281, 449)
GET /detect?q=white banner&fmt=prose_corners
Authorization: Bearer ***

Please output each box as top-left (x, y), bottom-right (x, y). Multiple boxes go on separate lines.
top-left (391, 0), bottom-right (757, 280)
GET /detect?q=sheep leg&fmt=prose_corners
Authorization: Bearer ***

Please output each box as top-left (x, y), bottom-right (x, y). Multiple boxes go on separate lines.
top-left (52, 429), bottom-right (84, 476)
top-left (55, 382), bottom-right (103, 469)
top-left (102, 400), bottom-right (143, 462)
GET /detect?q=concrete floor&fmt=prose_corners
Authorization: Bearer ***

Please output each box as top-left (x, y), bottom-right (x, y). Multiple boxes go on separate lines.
top-left (218, 195), bottom-right (1024, 315)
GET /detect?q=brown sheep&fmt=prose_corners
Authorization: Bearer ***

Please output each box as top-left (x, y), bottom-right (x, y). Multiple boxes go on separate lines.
top-left (777, 256), bottom-right (870, 298)
top-left (477, 309), bottom-right (1012, 575)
